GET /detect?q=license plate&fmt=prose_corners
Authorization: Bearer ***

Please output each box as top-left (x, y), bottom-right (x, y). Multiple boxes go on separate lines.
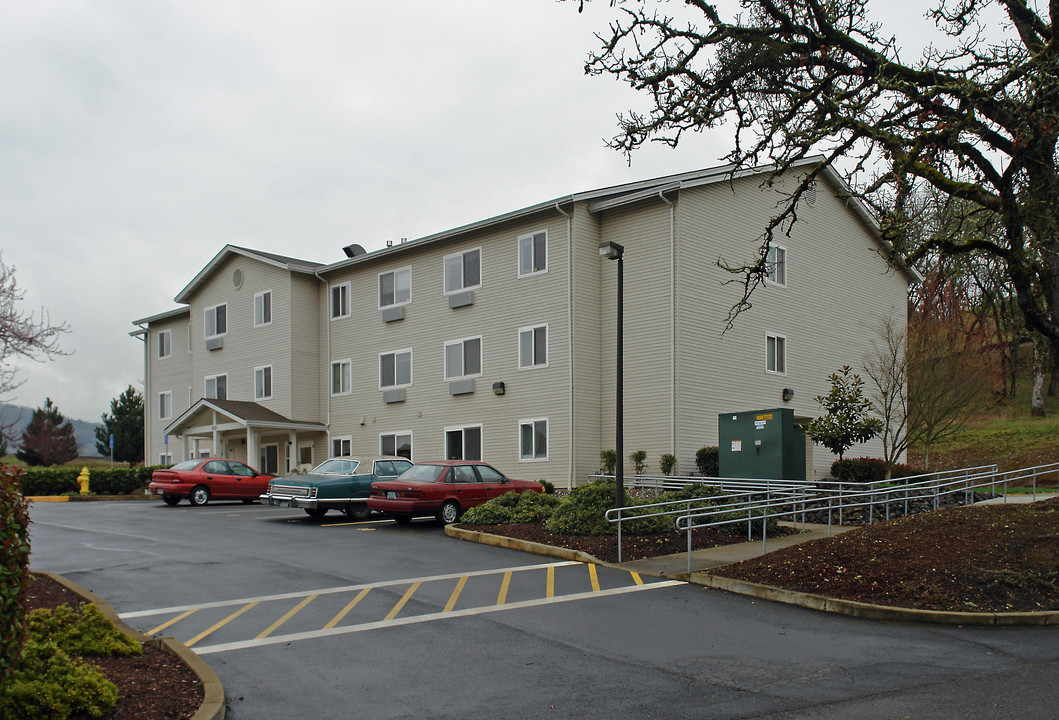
top-left (386, 491), bottom-right (396, 500)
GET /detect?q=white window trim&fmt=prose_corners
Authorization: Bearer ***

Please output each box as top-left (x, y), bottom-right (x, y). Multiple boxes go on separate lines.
top-left (159, 453), bottom-right (173, 465)
top-left (444, 424), bottom-right (483, 461)
top-left (765, 245), bottom-right (787, 288)
top-left (158, 391), bottom-right (172, 421)
top-left (205, 374), bottom-right (228, 400)
top-left (254, 365), bottom-right (273, 400)
top-left (331, 282), bottom-right (350, 320)
top-left (378, 266), bottom-right (412, 309)
top-left (517, 229), bottom-right (548, 278)
top-left (331, 436), bottom-right (352, 457)
top-left (517, 323), bottom-right (549, 370)
top-left (443, 247), bottom-right (483, 295)
top-left (158, 329), bottom-right (171, 359)
top-left (443, 335), bottom-right (483, 380)
top-left (204, 304), bottom-right (227, 339)
top-left (518, 417), bottom-right (549, 462)
top-left (765, 333), bottom-right (787, 376)
top-left (379, 431), bottom-right (413, 460)
top-left (254, 290), bottom-right (273, 327)
top-left (379, 348), bottom-right (413, 390)
top-left (331, 359), bottom-right (352, 396)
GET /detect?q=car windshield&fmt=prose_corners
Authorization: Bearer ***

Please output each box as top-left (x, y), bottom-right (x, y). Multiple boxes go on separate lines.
top-left (396, 464), bottom-right (446, 481)
top-left (312, 458), bottom-right (361, 475)
top-left (170, 460), bottom-right (199, 471)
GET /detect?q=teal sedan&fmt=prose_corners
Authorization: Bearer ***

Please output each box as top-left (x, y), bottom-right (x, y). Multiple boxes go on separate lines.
top-left (260, 456), bottom-right (412, 519)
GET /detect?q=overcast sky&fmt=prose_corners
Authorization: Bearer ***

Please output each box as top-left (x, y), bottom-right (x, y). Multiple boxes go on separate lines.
top-left (0, 0), bottom-right (982, 427)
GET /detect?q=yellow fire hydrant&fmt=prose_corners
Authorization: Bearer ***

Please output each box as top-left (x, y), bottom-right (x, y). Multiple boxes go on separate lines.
top-left (77, 467), bottom-right (90, 495)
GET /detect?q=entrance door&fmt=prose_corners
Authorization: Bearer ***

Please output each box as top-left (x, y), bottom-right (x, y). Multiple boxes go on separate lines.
top-left (260, 444), bottom-right (279, 475)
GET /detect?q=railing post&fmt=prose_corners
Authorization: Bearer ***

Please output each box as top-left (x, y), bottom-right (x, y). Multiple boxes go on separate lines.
top-left (617, 510), bottom-right (622, 564)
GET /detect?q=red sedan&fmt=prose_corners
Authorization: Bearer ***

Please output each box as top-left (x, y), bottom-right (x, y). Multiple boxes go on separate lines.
top-left (368, 460), bottom-right (543, 524)
top-left (149, 458), bottom-right (275, 507)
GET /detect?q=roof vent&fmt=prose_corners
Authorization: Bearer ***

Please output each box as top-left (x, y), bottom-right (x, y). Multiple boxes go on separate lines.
top-left (386, 240), bottom-right (393, 248)
top-left (400, 237), bottom-right (407, 243)
top-left (342, 244), bottom-right (366, 258)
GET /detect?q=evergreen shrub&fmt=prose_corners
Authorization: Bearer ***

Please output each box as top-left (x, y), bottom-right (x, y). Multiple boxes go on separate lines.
top-left (0, 466), bottom-right (30, 690)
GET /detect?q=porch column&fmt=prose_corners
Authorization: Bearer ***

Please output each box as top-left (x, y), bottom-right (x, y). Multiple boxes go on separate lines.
top-left (246, 427), bottom-right (258, 470)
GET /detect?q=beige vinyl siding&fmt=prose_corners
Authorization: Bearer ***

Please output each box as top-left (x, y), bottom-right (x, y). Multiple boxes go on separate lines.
top-left (323, 211), bottom-right (573, 485)
top-left (675, 174), bottom-right (908, 479)
top-left (146, 315), bottom-right (191, 463)
top-left (289, 272), bottom-right (322, 423)
top-left (597, 200), bottom-right (675, 477)
top-left (569, 205), bottom-right (603, 485)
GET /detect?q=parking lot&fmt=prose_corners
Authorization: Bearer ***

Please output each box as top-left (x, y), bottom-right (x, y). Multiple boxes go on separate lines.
top-left (28, 500), bottom-right (1059, 720)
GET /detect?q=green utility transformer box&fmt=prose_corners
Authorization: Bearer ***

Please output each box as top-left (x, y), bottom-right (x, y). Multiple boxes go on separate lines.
top-left (718, 408), bottom-right (806, 481)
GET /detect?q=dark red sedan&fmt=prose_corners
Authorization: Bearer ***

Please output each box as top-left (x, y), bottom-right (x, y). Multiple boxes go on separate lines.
top-left (368, 461), bottom-right (543, 524)
top-left (149, 458), bottom-right (275, 507)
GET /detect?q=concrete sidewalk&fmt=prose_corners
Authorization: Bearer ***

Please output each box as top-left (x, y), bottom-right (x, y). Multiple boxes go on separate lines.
top-left (617, 521), bottom-right (854, 577)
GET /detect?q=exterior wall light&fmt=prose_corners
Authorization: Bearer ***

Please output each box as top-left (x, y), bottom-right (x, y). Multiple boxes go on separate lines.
top-left (492, 381), bottom-right (506, 396)
top-left (782, 387), bottom-right (795, 402)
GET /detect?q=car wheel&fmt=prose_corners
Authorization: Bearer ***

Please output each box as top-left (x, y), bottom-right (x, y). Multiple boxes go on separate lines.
top-left (436, 500), bottom-right (460, 525)
top-left (346, 502), bottom-right (371, 521)
top-left (189, 485), bottom-right (210, 506)
top-left (393, 514), bottom-right (413, 524)
top-left (304, 508), bottom-right (328, 519)
top-left (162, 495), bottom-right (180, 506)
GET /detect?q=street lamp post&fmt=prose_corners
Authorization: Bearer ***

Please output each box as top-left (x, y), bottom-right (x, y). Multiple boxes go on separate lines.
top-left (599, 241), bottom-right (625, 510)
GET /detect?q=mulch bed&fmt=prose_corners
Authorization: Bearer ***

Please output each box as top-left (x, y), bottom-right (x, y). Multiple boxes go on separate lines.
top-left (24, 573), bottom-right (203, 720)
top-left (457, 522), bottom-right (795, 564)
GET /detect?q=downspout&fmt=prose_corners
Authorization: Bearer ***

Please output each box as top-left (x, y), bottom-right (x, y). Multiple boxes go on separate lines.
top-left (658, 190), bottom-right (676, 459)
top-left (135, 327), bottom-right (149, 464)
top-left (555, 201), bottom-right (574, 490)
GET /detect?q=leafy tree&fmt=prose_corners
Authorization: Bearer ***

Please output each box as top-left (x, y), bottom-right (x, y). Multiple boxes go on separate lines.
top-left (0, 254), bottom-right (69, 445)
top-left (95, 386), bottom-right (144, 465)
top-left (581, 0), bottom-right (1059, 342)
top-left (805, 367), bottom-right (883, 482)
top-left (16, 399), bottom-right (79, 467)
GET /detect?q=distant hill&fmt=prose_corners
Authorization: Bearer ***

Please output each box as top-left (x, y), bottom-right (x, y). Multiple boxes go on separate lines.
top-left (0, 403), bottom-right (104, 457)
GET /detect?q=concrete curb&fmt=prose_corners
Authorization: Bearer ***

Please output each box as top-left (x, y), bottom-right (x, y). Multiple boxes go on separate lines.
top-left (36, 572), bottom-right (226, 720)
top-left (444, 524), bottom-right (604, 565)
top-left (691, 572), bottom-right (1059, 627)
top-left (28, 494), bottom-right (159, 502)
top-left (445, 525), bottom-right (1059, 627)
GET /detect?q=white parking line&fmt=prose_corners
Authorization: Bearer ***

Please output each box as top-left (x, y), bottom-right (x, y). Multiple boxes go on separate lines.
top-left (191, 581), bottom-right (685, 655)
top-left (119, 561), bottom-right (581, 619)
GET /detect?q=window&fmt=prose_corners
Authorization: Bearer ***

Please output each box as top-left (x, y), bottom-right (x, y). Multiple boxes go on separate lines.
top-left (519, 418), bottom-right (548, 461)
top-left (444, 248), bottom-right (481, 294)
top-left (444, 336), bottom-right (482, 380)
top-left (765, 245), bottom-right (787, 286)
top-left (518, 230), bottom-right (547, 277)
top-left (158, 391), bottom-right (172, 421)
top-left (159, 453), bottom-right (173, 465)
top-left (298, 444), bottom-right (314, 466)
top-left (445, 425), bottom-right (482, 461)
top-left (331, 283), bottom-right (350, 320)
top-left (254, 365), bottom-right (273, 400)
top-left (331, 437), bottom-right (351, 457)
top-left (379, 267), bottom-right (411, 308)
top-left (254, 291), bottom-right (272, 326)
top-left (380, 432), bottom-right (413, 460)
top-left (157, 330), bottom-right (171, 359)
top-left (518, 324), bottom-right (548, 369)
top-left (205, 374), bottom-right (228, 400)
top-left (766, 333), bottom-right (787, 375)
top-left (331, 359), bottom-right (351, 395)
top-left (380, 349), bottom-right (412, 389)
top-left (204, 304), bottom-right (227, 338)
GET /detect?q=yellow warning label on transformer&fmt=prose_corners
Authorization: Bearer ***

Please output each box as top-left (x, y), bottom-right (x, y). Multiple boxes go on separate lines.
top-left (756, 413), bottom-right (773, 421)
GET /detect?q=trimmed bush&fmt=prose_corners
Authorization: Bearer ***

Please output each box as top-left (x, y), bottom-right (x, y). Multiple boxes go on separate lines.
top-left (659, 453), bottom-right (677, 476)
top-left (25, 605), bottom-right (141, 658)
top-left (19, 466), bottom-right (160, 496)
top-left (0, 639), bottom-right (118, 720)
top-left (599, 450), bottom-right (616, 475)
top-left (461, 491), bottom-right (561, 525)
top-left (0, 466), bottom-right (30, 690)
top-left (630, 450), bottom-right (647, 475)
top-left (830, 457), bottom-right (915, 483)
top-left (695, 446), bottom-right (719, 477)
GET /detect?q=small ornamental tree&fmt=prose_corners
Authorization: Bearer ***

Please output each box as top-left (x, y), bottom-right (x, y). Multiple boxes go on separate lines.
top-left (94, 386), bottom-right (145, 465)
top-left (0, 465), bottom-right (30, 691)
top-left (805, 367), bottom-right (883, 483)
top-left (16, 398), bottom-right (79, 467)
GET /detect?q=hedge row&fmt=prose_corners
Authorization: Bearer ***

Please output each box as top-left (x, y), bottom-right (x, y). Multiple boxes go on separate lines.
top-left (18, 467), bottom-right (164, 496)
top-left (830, 457), bottom-right (915, 484)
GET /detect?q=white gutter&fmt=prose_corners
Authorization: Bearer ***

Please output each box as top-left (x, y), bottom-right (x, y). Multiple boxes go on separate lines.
top-left (658, 190), bottom-right (676, 458)
top-left (555, 201), bottom-right (575, 490)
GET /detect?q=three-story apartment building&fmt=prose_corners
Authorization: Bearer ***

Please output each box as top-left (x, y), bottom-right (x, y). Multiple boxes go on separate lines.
top-left (133, 159), bottom-right (913, 487)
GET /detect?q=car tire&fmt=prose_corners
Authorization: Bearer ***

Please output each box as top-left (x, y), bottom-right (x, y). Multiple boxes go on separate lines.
top-left (304, 508), bottom-right (328, 519)
top-left (346, 503), bottom-right (371, 521)
top-left (189, 486), bottom-right (210, 506)
top-left (436, 500), bottom-right (460, 525)
top-left (162, 495), bottom-right (180, 506)
top-left (393, 514), bottom-right (413, 525)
